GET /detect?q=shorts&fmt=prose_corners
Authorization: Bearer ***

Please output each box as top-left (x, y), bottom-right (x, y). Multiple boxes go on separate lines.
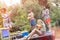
top-left (30, 19), bottom-right (36, 26)
top-left (45, 18), bottom-right (50, 24)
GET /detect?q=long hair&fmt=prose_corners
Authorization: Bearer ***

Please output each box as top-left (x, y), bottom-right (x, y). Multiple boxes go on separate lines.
top-left (1, 8), bottom-right (6, 13)
top-left (36, 19), bottom-right (44, 28)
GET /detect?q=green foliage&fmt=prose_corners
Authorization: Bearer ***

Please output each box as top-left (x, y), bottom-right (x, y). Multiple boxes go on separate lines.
top-left (50, 6), bottom-right (57, 22)
top-left (11, 0), bottom-right (43, 32)
top-left (11, 6), bottom-right (30, 31)
top-left (0, 0), bottom-right (60, 32)
top-left (23, 0), bottom-right (43, 19)
top-left (11, 0), bottom-right (60, 32)
top-left (50, 5), bottom-right (60, 26)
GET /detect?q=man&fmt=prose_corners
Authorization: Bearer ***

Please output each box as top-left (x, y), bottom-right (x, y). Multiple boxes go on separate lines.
top-left (27, 9), bottom-right (36, 32)
top-left (42, 5), bottom-right (51, 32)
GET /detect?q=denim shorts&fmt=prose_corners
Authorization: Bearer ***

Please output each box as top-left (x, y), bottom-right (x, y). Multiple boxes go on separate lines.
top-left (30, 19), bottom-right (36, 26)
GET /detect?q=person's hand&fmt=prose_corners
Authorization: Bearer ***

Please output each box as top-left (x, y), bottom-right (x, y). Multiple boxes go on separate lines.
top-left (27, 17), bottom-right (31, 20)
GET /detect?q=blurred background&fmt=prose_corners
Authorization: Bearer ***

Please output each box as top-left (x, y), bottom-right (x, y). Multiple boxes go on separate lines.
top-left (0, 0), bottom-right (60, 40)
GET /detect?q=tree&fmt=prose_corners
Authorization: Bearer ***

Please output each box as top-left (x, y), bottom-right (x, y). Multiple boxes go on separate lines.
top-left (38, 0), bottom-right (47, 6)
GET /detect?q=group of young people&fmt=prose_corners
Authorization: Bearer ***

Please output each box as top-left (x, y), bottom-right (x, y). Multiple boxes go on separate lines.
top-left (27, 6), bottom-right (51, 40)
top-left (0, 5), bottom-right (51, 40)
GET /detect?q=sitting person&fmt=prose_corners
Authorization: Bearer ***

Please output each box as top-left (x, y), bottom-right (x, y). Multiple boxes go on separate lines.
top-left (26, 19), bottom-right (46, 40)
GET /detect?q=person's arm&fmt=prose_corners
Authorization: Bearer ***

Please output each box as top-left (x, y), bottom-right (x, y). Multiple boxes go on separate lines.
top-left (1, 13), bottom-right (7, 19)
top-left (27, 17), bottom-right (31, 20)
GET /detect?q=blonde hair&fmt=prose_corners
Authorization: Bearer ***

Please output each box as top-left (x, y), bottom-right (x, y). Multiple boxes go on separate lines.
top-left (37, 19), bottom-right (43, 24)
top-left (36, 19), bottom-right (43, 28)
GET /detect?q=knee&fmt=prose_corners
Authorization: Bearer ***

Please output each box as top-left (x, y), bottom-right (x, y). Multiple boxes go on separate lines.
top-left (34, 28), bottom-right (37, 31)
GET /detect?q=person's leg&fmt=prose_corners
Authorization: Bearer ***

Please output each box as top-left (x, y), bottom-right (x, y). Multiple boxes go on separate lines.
top-left (28, 29), bottom-right (36, 37)
top-left (28, 29), bottom-right (42, 37)
top-left (27, 29), bottom-right (43, 40)
top-left (9, 23), bottom-right (12, 30)
top-left (29, 27), bottom-right (33, 33)
top-left (30, 26), bottom-right (35, 30)
top-left (45, 23), bottom-right (49, 31)
top-left (35, 29), bottom-right (43, 36)
top-left (29, 19), bottom-right (36, 32)
top-left (26, 29), bottom-right (37, 40)
top-left (3, 20), bottom-right (7, 27)
top-left (45, 18), bottom-right (51, 32)
top-left (47, 18), bottom-right (51, 31)
top-left (47, 23), bottom-right (51, 32)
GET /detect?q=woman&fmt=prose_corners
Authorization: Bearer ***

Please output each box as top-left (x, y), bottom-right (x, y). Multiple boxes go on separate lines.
top-left (42, 5), bottom-right (51, 32)
top-left (26, 19), bottom-right (46, 40)
top-left (1, 8), bottom-right (12, 30)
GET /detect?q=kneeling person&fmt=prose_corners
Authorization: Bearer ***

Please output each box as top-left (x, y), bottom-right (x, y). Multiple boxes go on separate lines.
top-left (26, 19), bottom-right (46, 40)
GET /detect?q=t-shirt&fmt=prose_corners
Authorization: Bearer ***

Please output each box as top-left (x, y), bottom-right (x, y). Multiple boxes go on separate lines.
top-left (42, 9), bottom-right (50, 20)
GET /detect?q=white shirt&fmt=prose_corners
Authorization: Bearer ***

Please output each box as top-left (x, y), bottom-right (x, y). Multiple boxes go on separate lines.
top-left (42, 9), bottom-right (50, 19)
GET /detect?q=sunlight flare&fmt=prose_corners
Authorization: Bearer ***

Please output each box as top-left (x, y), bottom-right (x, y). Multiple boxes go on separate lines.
top-left (0, 0), bottom-right (21, 6)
